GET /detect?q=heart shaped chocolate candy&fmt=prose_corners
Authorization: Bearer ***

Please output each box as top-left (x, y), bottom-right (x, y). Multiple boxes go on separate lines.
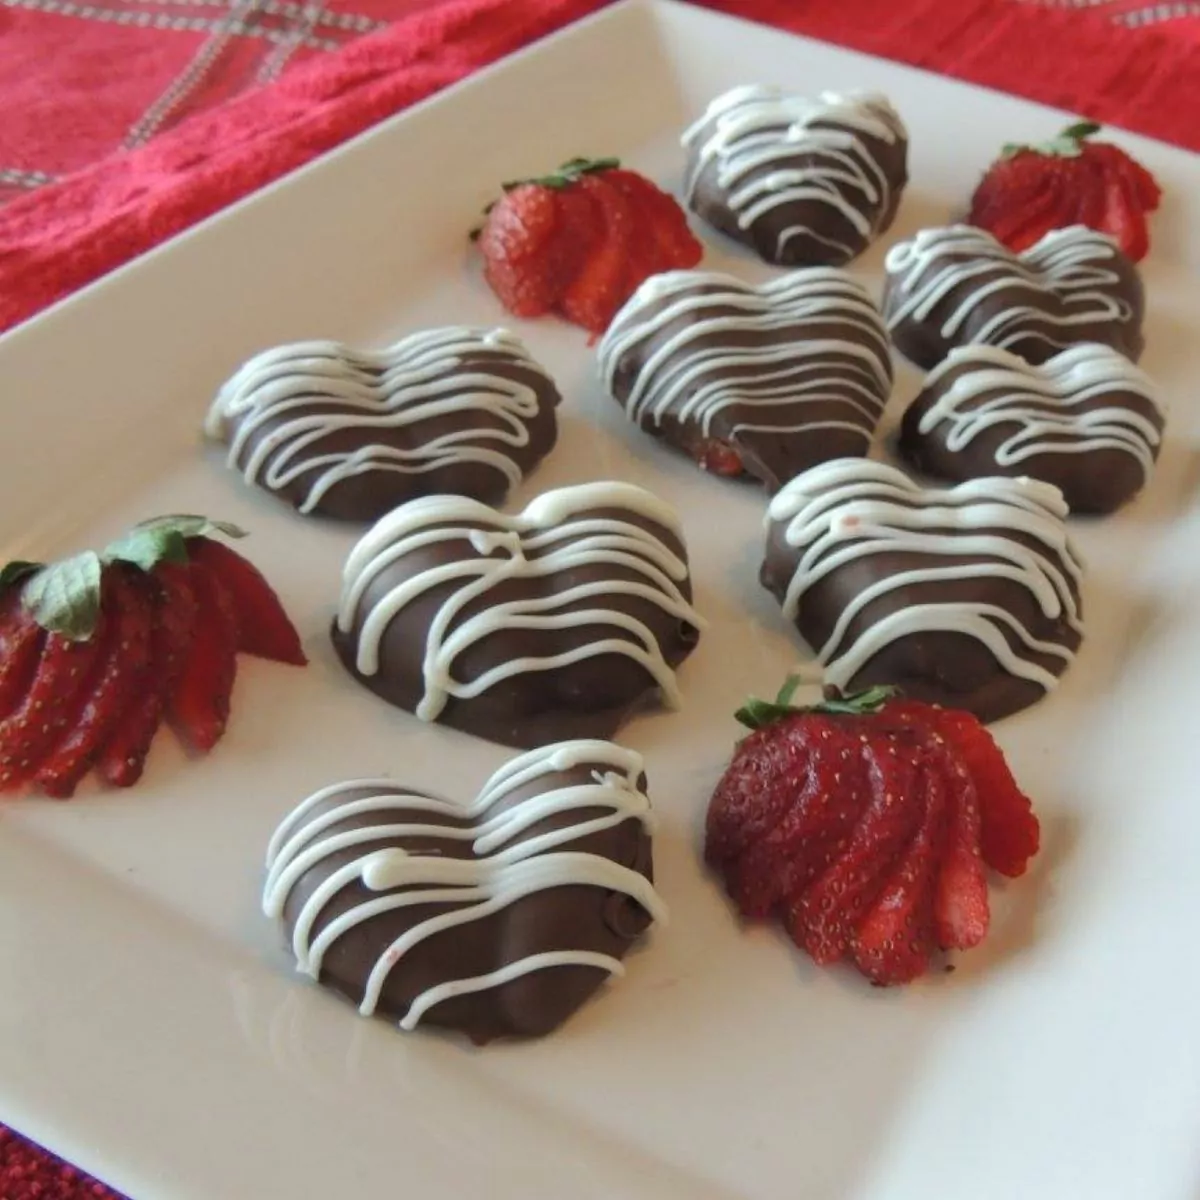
top-left (263, 739), bottom-right (667, 1044)
top-left (205, 326), bottom-right (560, 522)
top-left (900, 343), bottom-right (1165, 515)
top-left (597, 268), bottom-right (892, 492)
top-left (681, 86), bottom-right (908, 267)
top-left (882, 224), bottom-right (1144, 370)
top-left (761, 459), bottom-right (1085, 722)
top-left (331, 482), bottom-right (704, 748)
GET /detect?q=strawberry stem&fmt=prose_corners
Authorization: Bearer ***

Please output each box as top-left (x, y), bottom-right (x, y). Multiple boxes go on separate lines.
top-left (500, 156), bottom-right (619, 193)
top-left (1001, 119), bottom-right (1102, 160)
top-left (735, 678), bottom-right (898, 730)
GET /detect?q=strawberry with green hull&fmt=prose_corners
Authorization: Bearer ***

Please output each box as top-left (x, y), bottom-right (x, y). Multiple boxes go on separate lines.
top-left (0, 516), bottom-right (306, 798)
top-left (967, 121), bottom-right (1162, 262)
top-left (705, 680), bottom-right (1040, 986)
top-left (473, 157), bottom-right (703, 336)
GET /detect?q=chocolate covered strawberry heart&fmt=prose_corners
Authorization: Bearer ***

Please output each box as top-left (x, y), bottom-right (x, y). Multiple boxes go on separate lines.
top-left (331, 482), bottom-right (704, 748)
top-left (882, 224), bottom-right (1144, 369)
top-left (761, 459), bottom-right (1085, 722)
top-left (263, 739), bottom-right (667, 1044)
top-left (900, 342), bottom-right (1165, 514)
top-left (681, 86), bottom-right (909, 267)
top-left (205, 327), bottom-right (561, 522)
top-left (596, 268), bottom-right (892, 492)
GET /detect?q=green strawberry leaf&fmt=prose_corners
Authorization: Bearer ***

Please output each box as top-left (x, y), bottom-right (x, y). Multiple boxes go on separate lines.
top-left (1059, 120), bottom-right (1102, 142)
top-left (1001, 119), bottom-right (1102, 161)
top-left (735, 679), bottom-right (898, 730)
top-left (0, 560), bottom-right (44, 592)
top-left (21, 551), bottom-right (104, 641)
top-left (104, 514), bottom-right (245, 572)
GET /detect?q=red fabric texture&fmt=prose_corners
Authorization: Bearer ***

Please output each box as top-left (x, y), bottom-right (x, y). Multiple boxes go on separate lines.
top-left (1, 0), bottom-right (1198, 1195)
top-left (2, 0), bottom-right (1200, 334)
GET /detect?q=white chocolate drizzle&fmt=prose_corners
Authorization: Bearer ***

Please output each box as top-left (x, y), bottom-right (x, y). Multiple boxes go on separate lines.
top-left (335, 482), bottom-right (705, 723)
top-left (681, 86), bottom-right (906, 260)
top-left (205, 327), bottom-right (556, 513)
top-left (596, 268), bottom-right (891, 446)
top-left (262, 740), bottom-right (667, 1031)
top-left (766, 459), bottom-right (1084, 695)
top-left (916, 343), bottom-right (1163, 475)
top-left (884, 225), bottom-right (1137, 356)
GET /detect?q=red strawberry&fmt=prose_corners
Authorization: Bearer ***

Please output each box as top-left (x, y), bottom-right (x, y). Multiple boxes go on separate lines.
top-left (474, 157), bottom-right (702, 336)
top-left (967, 120), bottom-right (1161, 262)
top-left (918, 705), bottom-right (1040, 878)
top-left (0, 593), bottom-right (44, 719)
top-left (697, 439), bottom-right (745, 477)
top-left (35, 568), bottom-right (155, 798)
top-left (705, 680), bottom-right (1038, 986)
top-left (0, 579), bottom-right (114, 791)
top-left (184, 537), bottom-right (306, 665)
top-left (98, 562), bottom-right (198, 788)
top-left (709, 711), bottom-right (866, 917)
top-left (168, 564), bottom-right (239, 752)
top-left (561, 172), bottom-right (636, 334)
top-left (0, 514), bottom-right (304, 796)
top-left (851, 753), bottom-right (948, 985)
top-left (788, 733), bottom-right (923, 965)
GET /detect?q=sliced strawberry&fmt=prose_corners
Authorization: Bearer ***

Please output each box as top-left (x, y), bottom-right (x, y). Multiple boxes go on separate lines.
top-left (0, 602), bottom-right (115, 792)
top-left (479, 185), bottom-right (563, 317)
top-left (697, 439), bottom-right (745, 477)
top-left (0, 594), bottom-right (44, 721)
top-left (184, 537), bottom-right (305, 666)
top-left (612, 169), bottom-right (703, 268)
top-left (851, 752), bottom-right (950, 986)
top-left (924, 734), bottom-right (989, 951)
top-left (922, 706), bottom-right (1039, 878)
top-left (1098, 168), bottom-right (1150, 262)
top-left (168, 564), bottom-right (238, 752)
top-left (98, 562), bottom-right (198, 788)
top-left (560, 173), bottom-right (634, 334)
top-left (33, 568), bottom-right (155, 798)
top-left (789, 733), bottom-right (924, 965)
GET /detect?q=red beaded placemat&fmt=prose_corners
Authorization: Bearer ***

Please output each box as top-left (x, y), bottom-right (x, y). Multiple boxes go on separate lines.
top-left (2, 0), bottom-right (1197, 1194)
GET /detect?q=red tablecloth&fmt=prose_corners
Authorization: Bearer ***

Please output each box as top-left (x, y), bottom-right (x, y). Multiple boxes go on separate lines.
top-left (1, 0), bottom-right (1198, 1195)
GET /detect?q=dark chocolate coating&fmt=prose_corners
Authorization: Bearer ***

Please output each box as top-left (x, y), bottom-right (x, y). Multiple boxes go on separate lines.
top-left (210, 335), bottom-right (561, 522)
top-left (760, 464), bottom-right (1084, 723)
top-left (683, 91), bottom-right (908, 267)
top-left (882, 225), bottom-right (1145, 370)
top-left (596, 270), bottom-right (892, 493)
top-left (898, 348), bottom-right (1164, 515)
top-left (274, 761), bottom-right (655, 1044)
top-left (332, 502), bottom-right (702, 749)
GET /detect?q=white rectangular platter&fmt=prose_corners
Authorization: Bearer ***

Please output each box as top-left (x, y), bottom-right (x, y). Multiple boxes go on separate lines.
top-left (2, 2), bottom-right (1200, 1197)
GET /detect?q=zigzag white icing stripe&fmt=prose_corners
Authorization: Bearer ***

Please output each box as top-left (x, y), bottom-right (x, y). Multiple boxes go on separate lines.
top-left (918, 343), bottom-right (1163, 473)
top-left (766, 459), bottom-right (1084, 693)
top-left (884, 225), bottom-right (1135, 353)
top-left (597, 268), bottom-right (891, 442)
top-left (681, 86), bottom-right (906, 259)
top-left (335, 482), bottom-right (705, 723)
top-left (205, 327), bottom-right (553, 513)
top-left (262, 740), bottom-right (667, 1031)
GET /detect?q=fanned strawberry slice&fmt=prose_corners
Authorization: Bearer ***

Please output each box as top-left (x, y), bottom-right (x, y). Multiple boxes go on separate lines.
top-left (789, 734), bottom-right (923, 965)
top-left (34, 568), bottom-right (155, 798)
top-left (169, 565), bottom-right (239, 751)
top-left (0, 594), bottom-right (44, 720)
top-left (184, 537), bottom-right (305, 665)
top-left (851, 754), bottom-right (950, 986)
top-left (98, 562), bottom-right (198, 788)
top-left (0, 614), bottom-right (111, 791)
top-left (924, 734), bottom-right (989, 951)
top-left (560, 173), bottom-right (635, 335)
top-left (922, 706), bottom-right (1039, 878)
